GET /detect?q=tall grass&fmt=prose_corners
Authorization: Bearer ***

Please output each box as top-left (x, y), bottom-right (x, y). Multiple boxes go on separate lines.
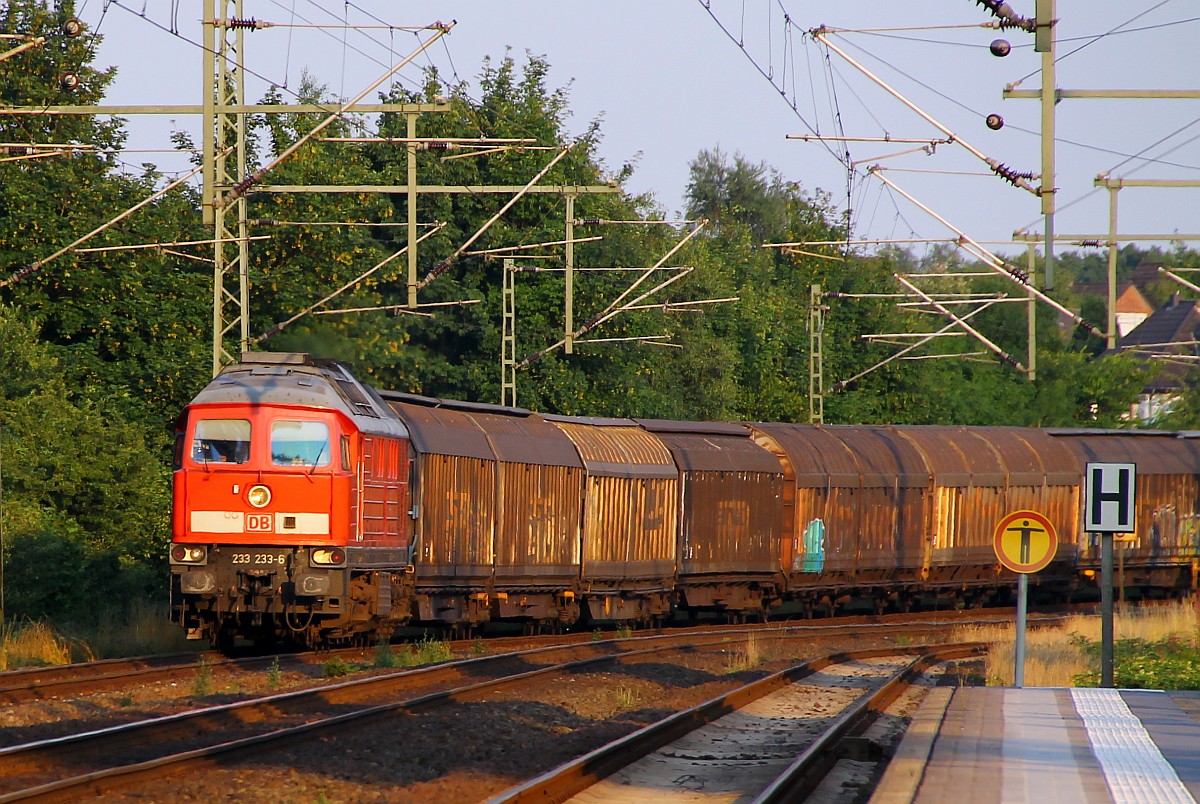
top-left (725, 633), bottom-right (768, 673)
top-left (1, 600), bottom-right (198, 669)
top-left (0, 619), bottom-right (87, 670)
top-left (954, 601), bottom-right (1200, 687)
top-left (62, 599), bottom-right (197, 659)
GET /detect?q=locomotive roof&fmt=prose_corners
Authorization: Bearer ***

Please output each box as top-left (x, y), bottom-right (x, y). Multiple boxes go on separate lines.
top-left (189, 353), bottom-right (408, 438)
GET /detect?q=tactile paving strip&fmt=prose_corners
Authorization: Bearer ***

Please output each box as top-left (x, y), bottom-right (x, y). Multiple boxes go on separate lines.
top-left (1070, 688), bottom-right (1196, 804)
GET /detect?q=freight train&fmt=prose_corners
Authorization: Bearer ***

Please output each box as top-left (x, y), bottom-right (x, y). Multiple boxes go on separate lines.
top-left (169, 352), bottom-right (1200, 648)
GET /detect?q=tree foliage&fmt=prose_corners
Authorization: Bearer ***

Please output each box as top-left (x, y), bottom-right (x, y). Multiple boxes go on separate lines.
top-left (0, 5), bottom-right (1184, 625)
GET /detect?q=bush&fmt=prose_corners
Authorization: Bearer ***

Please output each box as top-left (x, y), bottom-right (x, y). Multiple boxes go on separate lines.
top-left (323, 658), bottom-right (357, 678)
top-left (1073, 636), bottom-right (1200, 690)
top-left (3, 524), bottom-right (166, 628)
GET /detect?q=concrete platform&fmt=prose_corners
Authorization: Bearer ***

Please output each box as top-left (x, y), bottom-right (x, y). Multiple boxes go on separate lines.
top-left (872, 687), bottom-right (1200, 804)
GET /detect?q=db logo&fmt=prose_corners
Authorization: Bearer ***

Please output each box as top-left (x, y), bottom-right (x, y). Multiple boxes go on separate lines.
top-left (246, 514), bottom-right (274, 532)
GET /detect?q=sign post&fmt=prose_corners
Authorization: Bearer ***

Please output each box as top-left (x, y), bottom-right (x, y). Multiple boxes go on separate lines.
top-left (993, 510), bottom-right (1059, 688)
top-left (1085, 462), bottom-right (1136, 688)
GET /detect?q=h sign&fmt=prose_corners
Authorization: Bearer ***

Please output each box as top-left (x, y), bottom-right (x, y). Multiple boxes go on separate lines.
top-left (1085, 462), bottom-right (1136, 533)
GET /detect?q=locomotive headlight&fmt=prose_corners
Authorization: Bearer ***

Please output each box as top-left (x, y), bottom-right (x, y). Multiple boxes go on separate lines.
top-left (247, 484), bottom-right (272, 508)
top-left (170, 544), bottom-right (208, 565)
top-left (311, 548), bottom-right (346, 566)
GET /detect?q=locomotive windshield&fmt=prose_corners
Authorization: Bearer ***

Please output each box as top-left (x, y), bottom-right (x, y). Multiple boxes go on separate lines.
top-left (271, 420), bottom-right (332, 467)
top-left (191, 419), bottom-right (251, 464)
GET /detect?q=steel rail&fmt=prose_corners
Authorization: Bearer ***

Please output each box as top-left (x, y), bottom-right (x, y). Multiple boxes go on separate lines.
top-left (752, 643), bottom-right (985, 803)
top-left (488, 642), bottom-right (987, 803)
top-left (0, 652), bottom-right (235, 705)
top-left (0, 634), bottom-right (762, 803)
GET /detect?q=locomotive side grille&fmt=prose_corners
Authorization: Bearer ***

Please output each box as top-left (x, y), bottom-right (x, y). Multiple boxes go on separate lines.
top-left (332, 378), bottom-right (380, 417)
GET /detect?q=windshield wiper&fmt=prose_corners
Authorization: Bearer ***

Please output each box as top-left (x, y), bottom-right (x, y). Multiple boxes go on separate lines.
top-left (307, 441), bottom-right (327, 479)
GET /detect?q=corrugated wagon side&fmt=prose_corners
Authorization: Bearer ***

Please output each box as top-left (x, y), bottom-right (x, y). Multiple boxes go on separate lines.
top-left (749, 423), bottom-right (861, 594)
top-left (381, 395), bottom-right (498, 626)
top-left (549, 416), bottom-right (679, 624)
top-left (891, 426), bottom-right (1079, 602)
top-left (638, 420), bottom-right (785, 620)
top-left (1052, 429), bottom-right (1200, 595)
top-left (464, 409), bottom-right (586, 626)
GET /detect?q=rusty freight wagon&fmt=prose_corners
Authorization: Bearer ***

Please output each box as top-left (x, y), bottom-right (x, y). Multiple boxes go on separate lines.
top-left (382, 395), bottom-right (587, 628)
top-left (891, 426), bottom-right (1080, 598)
top-left (750, 423), bottom-right (929, 613)
top-left (749, 424), bottom-right (1079, 612)
top-left (638, 420), bottom-right (786, 619)
top-left (549, 416), bottom-right (679, 623)
top-left (1053, 429), bottom-right (1200, 593)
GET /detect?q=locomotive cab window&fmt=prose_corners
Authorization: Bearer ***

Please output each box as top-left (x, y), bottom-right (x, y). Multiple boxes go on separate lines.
top-left (191, 419), bottom-right (251, 464)
top-left (272, 420), bottom-right (332, 467)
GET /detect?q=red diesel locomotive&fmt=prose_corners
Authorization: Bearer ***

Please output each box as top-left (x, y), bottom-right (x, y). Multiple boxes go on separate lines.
top-left (170, 353), bottom-right (1200, 648)
top-left (171, 354), bottom-right (415, 648)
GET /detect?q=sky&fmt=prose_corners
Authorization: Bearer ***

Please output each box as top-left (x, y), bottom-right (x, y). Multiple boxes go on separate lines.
top-left (74, 1), bottom-right (1200, 263)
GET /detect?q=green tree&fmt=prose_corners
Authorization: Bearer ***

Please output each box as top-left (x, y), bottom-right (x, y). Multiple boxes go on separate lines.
top-left (1, 311), bottom-right (170, 622)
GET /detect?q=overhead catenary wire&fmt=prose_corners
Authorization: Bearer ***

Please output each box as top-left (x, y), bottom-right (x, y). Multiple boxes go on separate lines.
top-left (811, 27), bottom-right (1038, 196)
top-left (894, 273), bottom-right (1024, 371)
top-left (415, 144), bottom-right (574, 291)
top-left (214, 21), bottom-right (455, 209)
top-left (830, 300), bottom-right (1001, 392)
top-left (255, 221), bottom-right (447, 342)
top-left (869, 167), bottom-right (1105, 339)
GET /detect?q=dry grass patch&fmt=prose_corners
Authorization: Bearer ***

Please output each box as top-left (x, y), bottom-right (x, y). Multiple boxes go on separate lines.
top-left (954, 601), bottom-right (1199, 687)
top-left (0, 619), bottom-right (87, 670)
top-left (724, 633), bottom-right (769, 673)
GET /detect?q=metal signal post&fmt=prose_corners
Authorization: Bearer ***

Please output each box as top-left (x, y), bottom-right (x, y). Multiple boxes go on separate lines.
top-left (1085, 462), bottom-right (1136, 688)
top-left (993, 510), bottom-right (1058, 688)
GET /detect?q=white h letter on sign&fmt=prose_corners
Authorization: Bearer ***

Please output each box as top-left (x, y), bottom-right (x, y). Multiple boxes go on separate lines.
top-left (1085, 462), bottom-right (1136, 533)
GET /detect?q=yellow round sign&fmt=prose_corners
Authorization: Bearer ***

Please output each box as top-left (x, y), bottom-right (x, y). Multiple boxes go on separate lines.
top-left (993, 510), bottom-right (1059, 574)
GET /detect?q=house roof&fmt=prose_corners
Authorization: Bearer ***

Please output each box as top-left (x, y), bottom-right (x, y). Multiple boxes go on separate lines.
top-left (1110, 297), bottom-right (1200, 392)
top-left (1073, 282), bottom-right (1154, 315)
top-left (1131, 261), bottom-right (1164, 291)
top-left (1116, 284), bottom-right (1154, 316)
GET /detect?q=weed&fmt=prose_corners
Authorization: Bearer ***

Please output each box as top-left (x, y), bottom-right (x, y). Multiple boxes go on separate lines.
top-left (615, 624), bottom-right (633, 639)
top-left (412, 635), bottom-right (453, 665)
top-left (63, 599), bottom-right (192, 659)
top-left (266, 657), bottom-right (282, 690)
top-left (192, 658), bottom-right (213, 697)
top-left (322, 658), bottom-right (356, 678)
top-left (470, 637), bottom-right (489, 657)
top-left (591, 628), bottom-right (604, 642)
top-left (615, 686), bottom-right (641, 709)
top-left (1073, 636), bottom-right (1200, 690)
top-left (375, 639), bottom-right (397, 668)
top-left (725, 634), bottom-right (765, 673)
top-left (953, 600), bottom-right (1199, 688)
top-left (894, 635), bottom-right (913, 647)
top-left (116, 694), bottom-right (134, 707)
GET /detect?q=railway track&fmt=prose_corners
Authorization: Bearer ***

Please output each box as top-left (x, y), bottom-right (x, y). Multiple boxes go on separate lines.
top-left (487, 643), bottom-right (985, 803)
top-left (0, 616), bottom-right (999, 803)
top-left (0, 628), bottom-right (785, 803)
top-left (0, 606), bottom-right (1034, 707)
